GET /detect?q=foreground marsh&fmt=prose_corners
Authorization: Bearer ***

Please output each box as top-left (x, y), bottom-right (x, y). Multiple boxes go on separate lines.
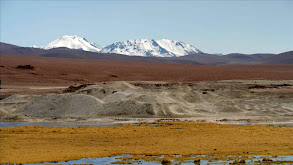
top-left (1, 121), bottom-right (293, 164)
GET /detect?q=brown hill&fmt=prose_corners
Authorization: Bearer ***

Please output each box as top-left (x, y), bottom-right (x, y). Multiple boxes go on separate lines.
top-left (257, 51), bottom-right (293, 64)
top-left (225, 53), bottom-right (275, 63)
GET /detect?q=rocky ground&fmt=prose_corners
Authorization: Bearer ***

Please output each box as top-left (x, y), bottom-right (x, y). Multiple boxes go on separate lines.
top-left (1, 80), bottom-right (293, 124)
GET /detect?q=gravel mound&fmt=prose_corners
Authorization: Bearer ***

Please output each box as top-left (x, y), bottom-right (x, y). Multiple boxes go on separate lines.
top-left (0, 109), bottom-right (8, 118)
top-left (0, 80), bottom-right (291, 120)
top-left (15, 94), bottom-right (104, 118)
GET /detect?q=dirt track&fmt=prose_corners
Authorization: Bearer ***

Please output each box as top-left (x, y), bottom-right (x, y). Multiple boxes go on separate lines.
top-left (1, 54), bottom-right (293, 87)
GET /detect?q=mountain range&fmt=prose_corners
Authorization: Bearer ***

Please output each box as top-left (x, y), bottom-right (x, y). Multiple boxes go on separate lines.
top-left (1, 41), bottom-right (292, 65)
top-left (36, 35), bottom-right (203, 57)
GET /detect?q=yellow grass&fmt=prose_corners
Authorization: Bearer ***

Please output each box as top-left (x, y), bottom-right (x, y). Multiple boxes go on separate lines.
top-left (1, 122), bottom-right (293, 164)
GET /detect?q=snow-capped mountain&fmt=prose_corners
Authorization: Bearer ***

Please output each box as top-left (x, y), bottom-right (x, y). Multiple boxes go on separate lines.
top-left (101, 39), bottom-right (171, 57)
top-left (35, 35), bottom-right (203, 57)
top-left (40, 35), bottom-right (102, 52)
top-left (101, 39), bottom-right (202, 57)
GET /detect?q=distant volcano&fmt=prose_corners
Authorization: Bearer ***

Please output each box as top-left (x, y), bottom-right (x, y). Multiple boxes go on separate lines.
top-left (39, 35), bottom-right (102, 52)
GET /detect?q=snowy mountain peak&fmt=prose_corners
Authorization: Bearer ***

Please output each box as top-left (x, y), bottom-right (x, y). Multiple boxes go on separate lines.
top-left (40, 35), bottom-right (102, 52)
top-left (101, 39), bottom-right (171, 57)
top-left (35, 35), bottom-right (203, 57)
top-left (101, 39), bottom-right (202, 57)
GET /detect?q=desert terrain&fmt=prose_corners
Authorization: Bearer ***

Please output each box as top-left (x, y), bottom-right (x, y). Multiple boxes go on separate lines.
top-left (1, 54), bottom-right (293, 123)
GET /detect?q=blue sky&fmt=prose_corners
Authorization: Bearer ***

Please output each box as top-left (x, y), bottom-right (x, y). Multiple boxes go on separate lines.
top-left (1, 0), bottom-right (292, 54)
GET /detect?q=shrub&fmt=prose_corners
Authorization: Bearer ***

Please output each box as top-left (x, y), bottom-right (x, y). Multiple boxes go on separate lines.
top-left (16, 65), bottom-right (35, 70)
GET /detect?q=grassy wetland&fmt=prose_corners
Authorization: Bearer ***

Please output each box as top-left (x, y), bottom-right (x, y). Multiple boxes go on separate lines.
top-left (1, 121), bottom-right (293, 164)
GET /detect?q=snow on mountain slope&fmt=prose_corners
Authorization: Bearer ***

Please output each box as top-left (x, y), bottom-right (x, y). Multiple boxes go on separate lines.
top-left (40, 35), bottom-right (102, 52)
top-left (156, 39), bottom-right (202, 56)
top-left (101, 39), bottom-right (202, 57)
top-left (100, 39), bottom-right (173, 57)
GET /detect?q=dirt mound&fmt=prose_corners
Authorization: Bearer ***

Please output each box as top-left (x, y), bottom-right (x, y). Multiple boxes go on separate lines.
top-left (15, 94), bottom-right (104, 118)
top-left (0, 95), bottom-right (37, 114)
top-left (101, 100), bottom-right (155, 117)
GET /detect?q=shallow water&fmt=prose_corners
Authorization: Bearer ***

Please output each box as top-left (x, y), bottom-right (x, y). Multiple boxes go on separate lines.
top-left (23, 155), bottom-right (293, 165)
top-left (230, 123), bottom-right (293, 127)
top-left (24, 155), bottom-right (131, 165)
top-left (0, 122), bottom-right (118, 127)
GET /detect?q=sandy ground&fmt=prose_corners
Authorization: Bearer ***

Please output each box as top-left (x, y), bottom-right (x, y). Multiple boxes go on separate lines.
top-left (1, 121), bottom-right (293, 164)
